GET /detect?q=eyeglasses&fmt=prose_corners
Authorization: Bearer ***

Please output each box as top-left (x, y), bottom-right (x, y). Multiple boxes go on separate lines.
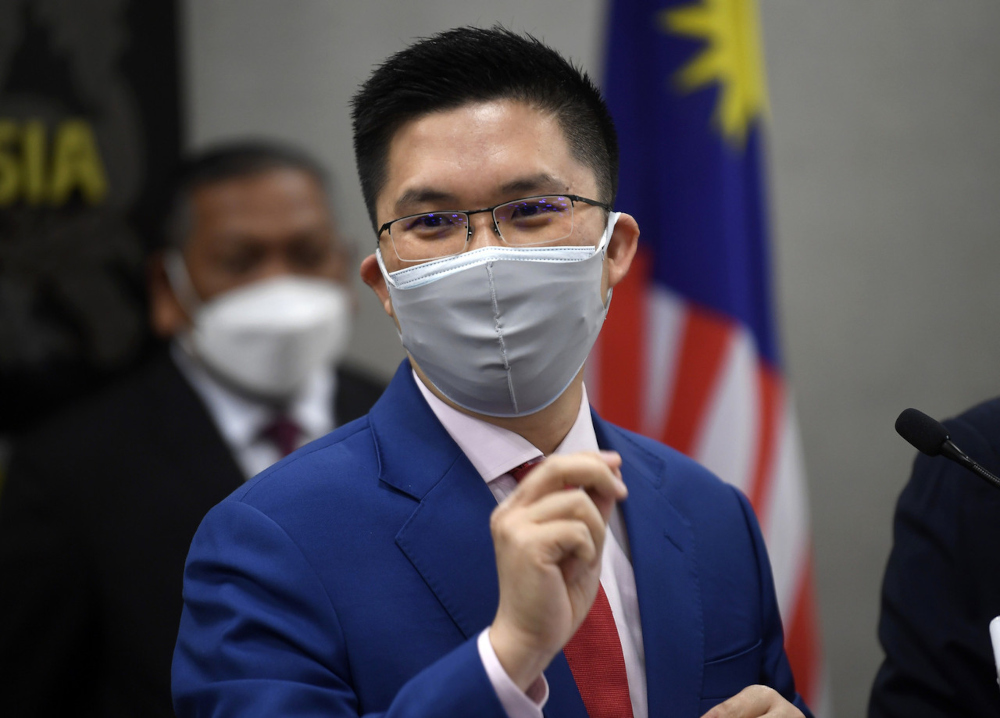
top-left (376, 194), bottom-right (611, 262)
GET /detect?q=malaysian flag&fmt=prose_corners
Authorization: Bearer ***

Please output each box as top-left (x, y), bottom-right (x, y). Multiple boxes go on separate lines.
top-left (589, 0), bottom-right (829, 712)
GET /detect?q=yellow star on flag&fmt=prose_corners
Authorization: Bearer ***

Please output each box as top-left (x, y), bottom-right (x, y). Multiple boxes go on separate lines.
top-left (659, 0), bottom-right (769, 147)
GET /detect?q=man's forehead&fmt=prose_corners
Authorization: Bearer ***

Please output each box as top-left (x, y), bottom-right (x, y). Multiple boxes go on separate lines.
top-left (193, 168), bottom-right (324, 205)
top-left (386, 99), bottom-right (558, 148)
top-left (193, 171), bottom-right (327, 221)
top-left (187, 170), bottom-right (334, 242)
top-left (379, 100), bottom-right (593, 213)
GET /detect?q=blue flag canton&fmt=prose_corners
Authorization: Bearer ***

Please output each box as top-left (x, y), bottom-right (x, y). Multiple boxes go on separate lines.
top-left (604, 0), bottom-right (780, 367)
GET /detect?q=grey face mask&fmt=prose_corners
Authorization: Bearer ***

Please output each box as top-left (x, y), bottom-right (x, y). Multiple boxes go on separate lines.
top-left (377, 212), bottom-right (620, 417)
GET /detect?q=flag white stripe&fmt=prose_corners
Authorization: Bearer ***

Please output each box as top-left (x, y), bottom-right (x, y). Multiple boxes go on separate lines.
top-left (762, 400), bottom-right (810, 618)
top-left (641, 288), bottom-right (685, 438)
top-left (693, 323), bottom-right (759, 496)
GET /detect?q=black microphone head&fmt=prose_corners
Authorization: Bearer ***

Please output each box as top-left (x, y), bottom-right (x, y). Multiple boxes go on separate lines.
top-left (895, 408), bottom-right (950, 456)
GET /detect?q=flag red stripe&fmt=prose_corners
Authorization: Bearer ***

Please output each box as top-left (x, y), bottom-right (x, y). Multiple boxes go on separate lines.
top-left (597, 247), bottom-right (651, 432)
top-left (660, 307), bottom-right (733, 455)
top-left (784, 552), bottom-right (821, 706)
top-left (746, 364), bottom-right (783, 522)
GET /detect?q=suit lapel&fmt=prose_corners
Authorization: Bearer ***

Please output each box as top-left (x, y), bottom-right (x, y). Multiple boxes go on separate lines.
top-left (394, 456), bottom-right (502, 639)
top-left (371, 364), bottom-right (503, 640)
top-left (594, 414), bottom-right (704, 718)
top-left (151, 351), bottom-right (245, 495)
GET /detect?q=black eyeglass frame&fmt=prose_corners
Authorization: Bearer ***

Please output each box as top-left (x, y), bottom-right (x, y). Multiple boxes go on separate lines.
top-left (375, 194), bottom-right (612, 257)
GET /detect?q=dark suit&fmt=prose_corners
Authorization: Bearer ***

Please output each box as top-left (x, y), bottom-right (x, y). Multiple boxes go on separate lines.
top-left (870, 398), bottom-right (1000, 717)
top-left (173, 361), bottom-right (811, 717)
top-left (0, 349), bottom-right (383, 718)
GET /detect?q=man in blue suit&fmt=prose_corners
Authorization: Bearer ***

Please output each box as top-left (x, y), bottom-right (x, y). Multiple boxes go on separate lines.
top-left (172, 27), bottom-right (811, 718)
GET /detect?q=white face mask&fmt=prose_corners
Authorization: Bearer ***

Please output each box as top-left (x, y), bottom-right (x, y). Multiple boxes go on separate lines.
top-left (166, 253), bottom-right (352, 400)
top-left (378, 212), bottom-right (619, 417)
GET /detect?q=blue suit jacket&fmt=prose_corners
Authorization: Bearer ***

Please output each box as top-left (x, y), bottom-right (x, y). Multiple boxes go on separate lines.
top-left (173, 362), bottom-right (810, 717)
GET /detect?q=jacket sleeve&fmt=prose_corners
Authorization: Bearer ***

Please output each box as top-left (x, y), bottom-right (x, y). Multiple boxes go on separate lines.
top-left (172, 499), bottom-right (509, 718)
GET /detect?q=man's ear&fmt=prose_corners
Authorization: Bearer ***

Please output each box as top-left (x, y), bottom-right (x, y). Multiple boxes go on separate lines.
top-left (359, 253), bottom-right (394, 319)
top-left (605, 212), bottom-right (640, 290)
top-left (147, 252), bottom-right (189, 338)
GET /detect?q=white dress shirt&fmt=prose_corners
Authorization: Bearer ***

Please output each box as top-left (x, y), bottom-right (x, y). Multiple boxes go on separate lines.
top-left (414, 373), bottom-right (647, 718)
top-left (171, 341), bottom-right (336, 479)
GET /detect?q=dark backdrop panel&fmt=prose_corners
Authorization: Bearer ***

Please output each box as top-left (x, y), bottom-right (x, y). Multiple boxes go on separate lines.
top-left (0, 0), bottom-right (182, 431)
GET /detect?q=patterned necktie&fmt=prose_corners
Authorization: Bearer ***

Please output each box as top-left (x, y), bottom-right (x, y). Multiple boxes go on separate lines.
top-left (261, 414), bottom-right (302, 457)
top-left (508, 458), bottom-right (634, 718)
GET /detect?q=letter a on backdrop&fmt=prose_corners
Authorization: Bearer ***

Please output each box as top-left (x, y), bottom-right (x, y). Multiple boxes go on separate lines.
top-left (592, 0), bottom-right (829, 713)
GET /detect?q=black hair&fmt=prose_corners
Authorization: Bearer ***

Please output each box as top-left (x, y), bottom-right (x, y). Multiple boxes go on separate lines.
top-left (161, 140), bottom-right (329, 249)
top-left (351, 26), bottom-right (618, 230)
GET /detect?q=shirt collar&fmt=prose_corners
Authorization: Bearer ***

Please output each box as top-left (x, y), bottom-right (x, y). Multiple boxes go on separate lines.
top-left (171, 340), bottom-right (334, 449)
top-left (413, 370), bottom-right (599, 482)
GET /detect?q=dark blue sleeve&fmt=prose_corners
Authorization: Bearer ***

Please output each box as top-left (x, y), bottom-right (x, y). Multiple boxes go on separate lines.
top-left (171, 499), bottom-right (507, 718)
top-left (869, 409), bottom-right (1000, 718)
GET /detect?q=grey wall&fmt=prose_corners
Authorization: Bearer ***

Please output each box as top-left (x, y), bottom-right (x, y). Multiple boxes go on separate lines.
top-left (184, 2), bottom-right (1000, 716)
top-left (765, 2), bottom-right (1000, 715)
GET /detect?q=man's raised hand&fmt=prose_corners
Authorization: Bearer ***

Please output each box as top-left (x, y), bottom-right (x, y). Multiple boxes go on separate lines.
top-left (488, 451), bottom-right (627, 690)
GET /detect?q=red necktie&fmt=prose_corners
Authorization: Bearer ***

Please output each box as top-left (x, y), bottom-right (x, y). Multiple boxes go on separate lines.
top-left (508, 457), bottom-right (544, 483)
top-left (508, 458), bottom-right (634, 718)
top-left (261, 414), bottom-right (302, 457)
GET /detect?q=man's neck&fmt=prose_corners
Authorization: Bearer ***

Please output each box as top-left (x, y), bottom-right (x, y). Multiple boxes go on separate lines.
top-left (411, 362), bottom-right (584, 456)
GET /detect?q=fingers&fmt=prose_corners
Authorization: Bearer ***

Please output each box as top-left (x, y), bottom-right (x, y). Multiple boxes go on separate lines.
top-left (486, 450), bottom-right (630, 690)
top-left (505, 452), bottom-right (627, 518)
top-left (700, 685), bottom-right (805, 718)
top-left (493, 452), bottom-right (627, 561)
top-left (524, 518), bottom-right (601, 566)
top-left (492, 490), bottom-right (604, 566)
top-left (522, 488), bottom-right (606, 542)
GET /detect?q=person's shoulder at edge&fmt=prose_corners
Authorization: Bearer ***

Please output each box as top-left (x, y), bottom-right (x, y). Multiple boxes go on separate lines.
top-left (945, 396), bottom-right (1000, 447)
top-left (10, 347), bottom-right (180, 451)
top-left (907, 396), bottom-right (1000, 492)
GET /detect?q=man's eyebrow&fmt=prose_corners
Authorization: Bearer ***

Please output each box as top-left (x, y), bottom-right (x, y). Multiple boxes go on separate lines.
top-left (393, 188), bottom-right (456, 213)
top-left (392, 174), bottom-right (571, 214)
top-left (498, 174), bottom-right (568, 196)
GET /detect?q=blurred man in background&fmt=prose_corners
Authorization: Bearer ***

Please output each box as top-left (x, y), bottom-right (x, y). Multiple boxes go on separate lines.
top-left (0, 142), bottom-right (384, 718)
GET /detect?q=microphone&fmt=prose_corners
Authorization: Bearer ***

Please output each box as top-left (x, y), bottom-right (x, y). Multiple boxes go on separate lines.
top-left (895, 408), bottom-right (1000, 492)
